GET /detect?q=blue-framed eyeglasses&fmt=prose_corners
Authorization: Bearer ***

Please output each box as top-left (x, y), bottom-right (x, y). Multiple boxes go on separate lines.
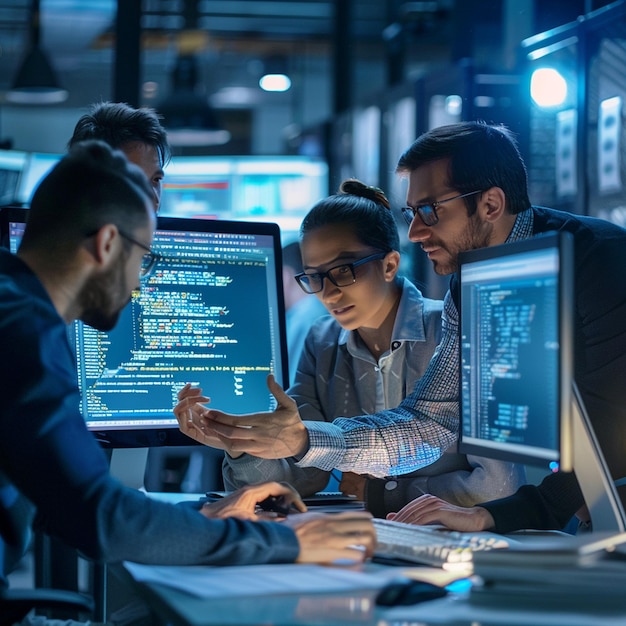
top-left (294, 251), bottom-right (387, 294)
top-left (401, 190), bottom-right (483, 227)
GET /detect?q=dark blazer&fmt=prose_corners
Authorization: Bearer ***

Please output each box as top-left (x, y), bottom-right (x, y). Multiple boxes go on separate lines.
top-left (480, 206), bottom-right (626, 532)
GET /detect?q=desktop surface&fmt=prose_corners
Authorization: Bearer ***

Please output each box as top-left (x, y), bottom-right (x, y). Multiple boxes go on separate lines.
top-left (120, 496), bottom-right (626, 625)
top-left (116, 560), bottom-right (456, 626)
top-left (118, 553), bottom-right (626, 626)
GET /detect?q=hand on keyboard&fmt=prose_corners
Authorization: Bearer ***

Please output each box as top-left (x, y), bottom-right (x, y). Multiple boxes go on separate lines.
top-left (387, 494), bottom-right (496, 533)
top-left (373, 518), bottom-right (510, 571)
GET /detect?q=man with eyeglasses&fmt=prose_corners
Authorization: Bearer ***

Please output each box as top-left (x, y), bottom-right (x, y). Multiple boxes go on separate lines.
top-left (178, 121), bottom-right (626, 534)
top-left (0, 141), bottom-right (377, 619)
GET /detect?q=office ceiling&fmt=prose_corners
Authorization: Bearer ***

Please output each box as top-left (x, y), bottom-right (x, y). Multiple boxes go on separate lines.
top-left (0, 1), bottom-right (457, 112)
top-left (0, 0), bottom-right (603, 153)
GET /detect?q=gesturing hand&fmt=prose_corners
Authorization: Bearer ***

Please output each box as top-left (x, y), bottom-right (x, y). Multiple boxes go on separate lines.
top-left (173, 382), bottom-right (227, 450)
top-left (197, 374), bottom-right (310, 459)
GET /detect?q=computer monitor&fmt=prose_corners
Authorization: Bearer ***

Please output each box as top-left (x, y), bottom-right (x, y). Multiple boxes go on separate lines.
top-left (459, 231), bottom-right (626, 533)
top-left (1, 209), bottom-right (288, 484)
top-left (159, 155), bottom-right (329, 242)
top-left (15, 152), bottom-right (62, 205)
top-left (79, 216), bottom-right (288, 448)
top-left (459, 232), bottom-right (574, 470)
top-left (0, 150), bottom-right (28, 206)
top-left (0, 206), bottom-right (28, 252)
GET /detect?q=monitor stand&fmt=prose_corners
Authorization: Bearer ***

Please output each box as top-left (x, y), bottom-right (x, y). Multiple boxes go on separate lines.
top-left (107, 448), bottom-right (149, 490)
top-left (571, 382), bottom-right (626, 533)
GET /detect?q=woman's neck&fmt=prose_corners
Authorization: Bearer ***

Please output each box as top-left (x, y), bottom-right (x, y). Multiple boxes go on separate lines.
top-left (357, 283), bottom-right (402, 361)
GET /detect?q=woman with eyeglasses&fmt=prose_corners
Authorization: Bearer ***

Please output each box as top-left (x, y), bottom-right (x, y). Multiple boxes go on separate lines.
top-left (197, 179), bottom-right (522, 518)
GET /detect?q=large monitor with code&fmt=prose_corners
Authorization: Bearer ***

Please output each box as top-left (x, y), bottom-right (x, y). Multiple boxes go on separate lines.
top-left (1, 208), bottom-right (288, 449)
top-left (84, 216), bottom-right (288, 448)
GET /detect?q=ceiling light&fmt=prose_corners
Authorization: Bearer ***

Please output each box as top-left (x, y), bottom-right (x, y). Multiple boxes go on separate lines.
top-left (157, 55), bottom-right (230, 147)
top-left (5, 0), bottom-right (68, 105)
top-left (530, 68), bottom-right (567, 108)
top-left (259, 74), bottom-right (292, 93)
top-left (259, 56), bottom-right (291, 93)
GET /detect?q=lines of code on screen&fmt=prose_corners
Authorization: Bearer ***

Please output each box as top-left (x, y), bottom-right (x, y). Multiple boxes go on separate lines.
top-left (461, 248), bottom-right (560, 459)
top-left (74, 228), bottom-right (281, 429)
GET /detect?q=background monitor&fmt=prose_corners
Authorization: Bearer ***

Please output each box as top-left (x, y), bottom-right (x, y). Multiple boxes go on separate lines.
top-left (0, 206), bottom-right (28, 252)
top-left (159, 155), bottom-right (329, 243)
top-left (0, 150), bottom-right (28, 207)
top-left (459, 231), bottom-right (626, 533)
top-left (15, 152), bottom-right (62, 206)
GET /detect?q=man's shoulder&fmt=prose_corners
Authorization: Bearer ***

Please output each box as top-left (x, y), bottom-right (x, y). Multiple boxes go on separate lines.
top-left (532, 205), bottom-right (626, 238)
top-left (0, 258), bottom-right (60, 340)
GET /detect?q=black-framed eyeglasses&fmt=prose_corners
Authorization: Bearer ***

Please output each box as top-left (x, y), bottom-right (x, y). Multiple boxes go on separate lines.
top-left (118, 231), bottom-right (161, 279)
top-left (294, 251), bottom-right (387, 294)
top-left (401, 190), bottom-right (483, 227)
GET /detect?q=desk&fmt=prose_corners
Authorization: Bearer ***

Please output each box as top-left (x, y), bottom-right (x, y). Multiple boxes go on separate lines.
top-left (117, 561), bottom-right (626, 626)
top-left (94, 492), bottom-right (207, 621)
top-left (117, 496), bottom-right (626, 625)
top-left (117, 528), bottom-right (626, 626)
top-left (114, 561), bottom-right (446, 626)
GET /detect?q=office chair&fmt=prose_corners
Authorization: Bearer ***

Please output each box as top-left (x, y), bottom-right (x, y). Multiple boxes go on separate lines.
top-left (0, 587), bottom-right (94, 626)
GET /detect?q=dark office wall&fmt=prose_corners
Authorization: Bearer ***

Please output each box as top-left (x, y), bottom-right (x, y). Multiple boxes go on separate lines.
top-left (587, 21), bottom-right (626, 223)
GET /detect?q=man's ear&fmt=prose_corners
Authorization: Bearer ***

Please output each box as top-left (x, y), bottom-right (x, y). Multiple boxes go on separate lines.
top-left (92, 224), bottom-right (120, 268)
top-left (478, 187), bottom-right (507, 223)
top-left (384, 250), bottom-right (401, 282)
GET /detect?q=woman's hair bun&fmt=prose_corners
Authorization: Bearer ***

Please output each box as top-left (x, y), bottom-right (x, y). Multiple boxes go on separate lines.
top-left (339, 178), bottom-right (390, 210)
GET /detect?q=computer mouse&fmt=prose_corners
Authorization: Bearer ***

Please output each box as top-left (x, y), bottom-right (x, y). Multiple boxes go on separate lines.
top-left (257, 495), bottom-right (292, 516)
top-left (375, 577), bottom-right (448, 607)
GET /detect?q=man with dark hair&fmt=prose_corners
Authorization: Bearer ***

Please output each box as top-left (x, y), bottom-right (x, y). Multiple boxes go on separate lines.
top-left (67, 101), bottom-right (168, 212)
top-left (0, 141), bottom-right (375, 606)
top-left (177, 121), bottom-right (626, 534)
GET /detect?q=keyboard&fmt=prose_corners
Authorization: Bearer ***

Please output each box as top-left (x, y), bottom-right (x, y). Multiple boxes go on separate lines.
top-left (302, 491), bottom-right (360, 506)
top-left (373, 518), bottom-right (511, 571)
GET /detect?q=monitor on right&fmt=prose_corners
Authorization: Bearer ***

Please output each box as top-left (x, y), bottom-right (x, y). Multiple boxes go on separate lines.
top-left (459, 231), bottom-right (626, 533)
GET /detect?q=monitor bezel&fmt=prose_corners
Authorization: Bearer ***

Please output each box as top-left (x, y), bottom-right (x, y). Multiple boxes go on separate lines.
top-left (458, 231), bottom-right (574, 471)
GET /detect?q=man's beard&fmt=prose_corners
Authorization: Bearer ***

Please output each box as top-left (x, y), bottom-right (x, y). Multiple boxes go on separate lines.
top-left (80, 255), bottom-right (130, 331)
top-left (430, 215), bottom-right (493, 276)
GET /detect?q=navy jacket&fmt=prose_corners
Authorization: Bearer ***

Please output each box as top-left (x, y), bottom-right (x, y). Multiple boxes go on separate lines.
top-left (0, 250), bottom-right (299, 587)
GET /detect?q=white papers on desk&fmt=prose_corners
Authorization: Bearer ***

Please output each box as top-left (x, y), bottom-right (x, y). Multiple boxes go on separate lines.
top-left (123, 562), bottom-right (386, 599)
